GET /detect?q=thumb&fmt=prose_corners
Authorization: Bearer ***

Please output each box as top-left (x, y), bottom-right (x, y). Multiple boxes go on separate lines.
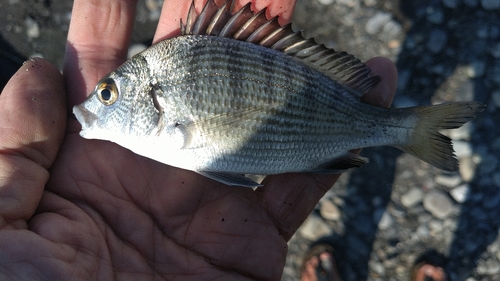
top-left (0, 58), bottom-right (66, 229)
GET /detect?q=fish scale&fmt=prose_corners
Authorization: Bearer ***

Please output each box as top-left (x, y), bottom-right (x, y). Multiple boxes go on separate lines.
top-left (73, 0), bottom-right (484, 187)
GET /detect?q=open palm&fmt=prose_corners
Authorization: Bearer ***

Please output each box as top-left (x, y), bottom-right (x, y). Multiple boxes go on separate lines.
top-left (0, 0), bottom-right (396, 280)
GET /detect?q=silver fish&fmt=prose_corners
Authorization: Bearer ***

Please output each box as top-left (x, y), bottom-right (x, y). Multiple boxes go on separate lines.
top-left (73, 0), bottom-right (484, 187)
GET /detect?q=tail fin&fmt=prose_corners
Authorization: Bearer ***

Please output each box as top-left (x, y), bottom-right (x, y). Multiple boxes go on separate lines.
top-left (399, 101), bottom-right (485, 171)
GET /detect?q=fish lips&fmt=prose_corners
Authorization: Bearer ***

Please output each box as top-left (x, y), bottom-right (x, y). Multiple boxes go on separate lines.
top-left (73, 104), bottom-right (98, 138)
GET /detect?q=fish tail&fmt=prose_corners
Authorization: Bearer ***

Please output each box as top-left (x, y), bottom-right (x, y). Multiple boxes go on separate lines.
top-left (399, 101), bottom-right (485, 171)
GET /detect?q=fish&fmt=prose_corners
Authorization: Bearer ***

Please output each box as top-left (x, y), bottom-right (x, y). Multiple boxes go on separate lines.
top-left (73, 0), bottom-right (485, 188)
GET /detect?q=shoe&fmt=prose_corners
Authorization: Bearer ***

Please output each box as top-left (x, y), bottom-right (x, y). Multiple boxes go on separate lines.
top-left (300, 244), bottom-right (342, 281)
top-left (411, 262), bottom-right (448, 281)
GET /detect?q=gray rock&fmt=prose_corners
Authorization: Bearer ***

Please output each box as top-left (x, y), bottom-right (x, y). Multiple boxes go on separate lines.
top-left (320, 200), bottom-right (342, 221)
top-left (453, 140), bottom-right (473, 158)
top-left (450, 184), bottom-right (470, 203)
top-left (481, 0), bottom-right (500, 10)
top-left (299, 215), bottom-right (332, 241)
top-left (428, 219), bottom-right (444, 232)
top-left (459, 156), bottom-right (476, 182)
top-left (25, 17), bottom-right (39, 39)
top-left (378, 211), bottom-right (393, 230)
top-left (318, 0), bottom-right (334, 5)
top-left (423, 190), bottom-right (454, 219)
top-left (448, 122), bottom-right (471, 140)
top-left (427, 28), bottom-right (448, 54)
top-left (477, 259), bottom-right (500, 274)
top-left (401, 188), bottom-right (423, 208)
top-left (365, 12), bottom-right (392, 35)
top-left (128, 43), bottom-right (147, 59)
top-left (435, 174), bottom-right (462, 188)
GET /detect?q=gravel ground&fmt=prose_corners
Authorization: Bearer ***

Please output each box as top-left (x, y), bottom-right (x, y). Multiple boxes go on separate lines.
top-left (1, 0), bottom-right (499, 281)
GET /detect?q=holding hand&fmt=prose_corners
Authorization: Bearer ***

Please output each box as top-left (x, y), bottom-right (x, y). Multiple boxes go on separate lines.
top-left (0, 0), bottom-right (396, 280)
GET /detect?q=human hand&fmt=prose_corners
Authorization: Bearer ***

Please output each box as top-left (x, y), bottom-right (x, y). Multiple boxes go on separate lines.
top-left (0, 0), bottom-right (397, 280)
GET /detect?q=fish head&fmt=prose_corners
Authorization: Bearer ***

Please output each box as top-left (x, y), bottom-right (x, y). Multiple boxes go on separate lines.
top-left (73, 64), bottom-right (159, 142)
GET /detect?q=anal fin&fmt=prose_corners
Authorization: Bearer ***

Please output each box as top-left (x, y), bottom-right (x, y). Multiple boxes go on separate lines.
top-left (310, 153), bottom-right (369, 173)
top-left (198, 171), bottom-right (261, 188)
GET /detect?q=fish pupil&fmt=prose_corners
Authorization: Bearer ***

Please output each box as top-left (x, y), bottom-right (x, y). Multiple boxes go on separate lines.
top-left (100, 89), bottom-right (112, 101)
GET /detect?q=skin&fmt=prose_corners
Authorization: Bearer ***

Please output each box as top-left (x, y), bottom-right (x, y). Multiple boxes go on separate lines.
top-left (0, 0), bottom-right (397, 280)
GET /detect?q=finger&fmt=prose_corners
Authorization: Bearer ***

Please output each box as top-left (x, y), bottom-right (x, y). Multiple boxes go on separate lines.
top-left (363, 56), bottom-right (398, 107)
top-left (258, 58), bottom-right (398, 240)
top-left (0, 58), bottom-right (66, 229)
top-left (153, 0), bottom-right (296, 43)
top-left (63, 0), bottom-right (139, 106)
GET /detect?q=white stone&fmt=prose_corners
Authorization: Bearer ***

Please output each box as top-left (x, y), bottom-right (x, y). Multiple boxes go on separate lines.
top-left (318, 0), bottom-right (334, 5)
top-left (401, 188), bottom-right (423, 208)
top-left (365, 12), bottom-right (392, 35)
top-left (435, 174), bottom-right (462, 188)
top-left (320, 200), bottom-right (341, 221)
top-left (299, 215), bottom-right (332, 241)
top-left (450, 184), bottom-right (469, 203)
top-left (423, 190), bottom-right (454, 219)
top-left (459, 157), bottom-right (476, 182)
top-left (128, 44), bottom-right (148, 59)
top-left (25, 17), bottom-right (39, 38)
top-left (453, 141), bottom-right (473, 158)
top-left (378, 211), bottom-right (393, 230)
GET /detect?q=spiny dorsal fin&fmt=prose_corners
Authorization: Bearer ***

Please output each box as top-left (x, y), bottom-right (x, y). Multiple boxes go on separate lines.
top-left (180, 0), bottom-right (380, 96)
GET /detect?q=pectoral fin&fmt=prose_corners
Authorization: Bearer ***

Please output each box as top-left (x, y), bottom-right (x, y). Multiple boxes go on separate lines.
top-left (198, 171), bottom-right (262, 188)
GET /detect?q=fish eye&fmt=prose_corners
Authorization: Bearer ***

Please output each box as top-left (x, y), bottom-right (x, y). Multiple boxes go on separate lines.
top-left (96, 79), bottom-right (119, 106)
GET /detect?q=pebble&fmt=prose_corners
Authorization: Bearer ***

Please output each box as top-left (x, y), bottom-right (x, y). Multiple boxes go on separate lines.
top-left (435, 174), bottom-right (462, 188)
top-left (378, 211), bottom-right (393, 230)
top-left (427, 28), bottom-right (448, 53)
top-left (320, 200), bottom-right (341, 221)
top-left (365, 12), bottom-right (392, 35)
top-left (428, 219), bottom-right (444, 232)
top-left (299, 215), bottom-right (332, 241)
top-left (317, 0), bottom-right (334, 5)
top-left (450, 184), bottom-right (470, 203)
top-left (453, 141), bottom-right (473, 158)
top-left (448, 122), bottom-right (471, 140)
top-left (128, 43), bottom-right (148, 59)
top-left (481, 0), bottom-right (500, 10)
top-left (477, 259), bottom-right (500, 274)
top-left (401, 188), bottom-right (423, 208)
top-left (423, 190), bottom-right (454, 219)
top-left (459, 157), bottom-right (476, 182)
top-left (25, 17), bottom-right (40, 38)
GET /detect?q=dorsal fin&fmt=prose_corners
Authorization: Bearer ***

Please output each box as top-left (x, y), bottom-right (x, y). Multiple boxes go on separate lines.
top-left (180, 0), bottom-right (380, 96)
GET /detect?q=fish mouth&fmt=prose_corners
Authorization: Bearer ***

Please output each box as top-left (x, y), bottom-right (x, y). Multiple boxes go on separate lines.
top-left (73, 105), bottom-right (98, 137)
